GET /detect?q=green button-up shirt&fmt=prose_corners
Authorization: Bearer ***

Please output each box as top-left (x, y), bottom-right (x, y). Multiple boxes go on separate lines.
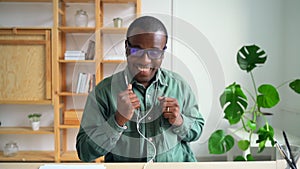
top-left (76, 68), bottom-right (205, 162)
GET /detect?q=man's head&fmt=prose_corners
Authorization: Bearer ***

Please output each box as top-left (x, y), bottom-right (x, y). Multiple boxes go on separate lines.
top-left (125, 16), bottom-right (168, 87)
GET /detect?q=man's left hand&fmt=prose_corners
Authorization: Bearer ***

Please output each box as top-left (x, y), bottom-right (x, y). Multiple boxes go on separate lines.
top-left (158, 97), bottom-right (183, 126)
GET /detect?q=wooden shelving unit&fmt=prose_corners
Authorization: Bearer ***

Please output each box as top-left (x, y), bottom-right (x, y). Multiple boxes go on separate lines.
top-left (0, 127), bottom-right (54, 134)
top-left (0, 24), bottom-right (54, 161)
top-left (0, 0), bottom-right (140, 163)
top-left (0, 151), bottom-right (54, 162)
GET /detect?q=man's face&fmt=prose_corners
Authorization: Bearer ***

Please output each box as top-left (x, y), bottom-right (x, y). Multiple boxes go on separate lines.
top-left (126, 32), bottom-right (167, 87)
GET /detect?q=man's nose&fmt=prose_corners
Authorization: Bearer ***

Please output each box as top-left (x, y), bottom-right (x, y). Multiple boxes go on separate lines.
top-left (140, 52), bottom-right (152, 62)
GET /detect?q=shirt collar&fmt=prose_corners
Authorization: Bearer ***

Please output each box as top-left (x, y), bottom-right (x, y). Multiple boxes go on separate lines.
top-left (156, 68), bottom-right (168, 86)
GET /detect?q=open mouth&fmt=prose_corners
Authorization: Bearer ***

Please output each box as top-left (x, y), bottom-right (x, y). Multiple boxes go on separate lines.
top-left (134, 65), bottom-right (156, 77)
top-left (137, 66), bottom-right (152, 72)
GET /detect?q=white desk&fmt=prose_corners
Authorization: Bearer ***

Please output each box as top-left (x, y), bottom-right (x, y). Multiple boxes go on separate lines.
top-left (227, 127), bottom-right (300, 161)
top-left (0, 160), bottom-right (293, 169)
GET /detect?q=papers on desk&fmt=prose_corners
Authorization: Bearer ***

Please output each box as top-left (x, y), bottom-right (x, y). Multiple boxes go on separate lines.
top-left (39, 164), bottom-right (106, 169)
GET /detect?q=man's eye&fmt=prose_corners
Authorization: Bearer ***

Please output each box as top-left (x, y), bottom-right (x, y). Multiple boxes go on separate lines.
top-left (130, 48), bottom-right (143, 56)
top-left (148, 50), bottom-right (162, 57)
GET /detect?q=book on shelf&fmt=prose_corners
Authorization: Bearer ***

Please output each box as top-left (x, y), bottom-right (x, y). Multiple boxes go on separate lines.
top-left (64, 50), bottom-right (86, 60)
top-left (75, 72), bottom-right (96, 94)
top-left (85, 40), bottom-right (95, 60)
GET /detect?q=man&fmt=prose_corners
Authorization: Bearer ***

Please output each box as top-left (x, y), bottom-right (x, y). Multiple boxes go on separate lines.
top-left (76, 16), bottom-right (205, 162)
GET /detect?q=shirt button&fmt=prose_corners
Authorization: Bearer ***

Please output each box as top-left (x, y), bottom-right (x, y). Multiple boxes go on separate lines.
top-left (149, 137), bottom-right (153, 142)
top-left (147, 116), bottom-right (152, 120)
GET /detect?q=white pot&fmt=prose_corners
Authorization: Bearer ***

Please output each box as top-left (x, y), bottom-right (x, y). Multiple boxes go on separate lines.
top-left (31, 121), bottom-right (40, 131)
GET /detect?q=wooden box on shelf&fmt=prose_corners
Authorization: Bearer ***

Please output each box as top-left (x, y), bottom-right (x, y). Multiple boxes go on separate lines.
top-left (63, 109), bottom-right (83, 125)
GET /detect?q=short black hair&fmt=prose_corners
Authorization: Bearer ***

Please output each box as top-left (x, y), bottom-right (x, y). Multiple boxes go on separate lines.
top-left (126, 16), bottom-right (168, 44)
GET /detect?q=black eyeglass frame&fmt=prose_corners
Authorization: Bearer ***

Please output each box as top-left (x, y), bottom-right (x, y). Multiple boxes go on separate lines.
top-left (126, 40), bottom-right (167, 60)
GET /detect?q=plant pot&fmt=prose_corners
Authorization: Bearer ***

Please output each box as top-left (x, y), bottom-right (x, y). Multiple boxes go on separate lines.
top-left (31, 121), bottom-right (40, 131)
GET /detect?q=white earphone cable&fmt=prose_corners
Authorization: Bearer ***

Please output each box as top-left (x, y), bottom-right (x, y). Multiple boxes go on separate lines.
top-left (136, 82), bottom-right (159, 163)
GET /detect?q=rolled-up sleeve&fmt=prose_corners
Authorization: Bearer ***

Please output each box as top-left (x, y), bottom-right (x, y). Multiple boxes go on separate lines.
top-left (172, 80), bottom-right (205, 142)
top-left (76, 89), bottom-right (125, 162)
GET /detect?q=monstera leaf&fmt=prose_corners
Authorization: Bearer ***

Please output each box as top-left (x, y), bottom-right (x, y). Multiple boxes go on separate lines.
top-left (220, 82), bottom-right (248, 125)
top-left (237, 44), bottom-right (267, 72)
top-left (256, 125), bottom-right (275, 153)
top-left (289, 79), bottom-right (300, 94)
top-left (208, 130), bottom-right (234, 154)
top-left (257, 84), bottom-right (280, 108)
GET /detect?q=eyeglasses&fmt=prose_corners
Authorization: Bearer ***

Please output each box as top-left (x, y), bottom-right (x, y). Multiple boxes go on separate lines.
top-left (127, 46), bottom-right (166, 60)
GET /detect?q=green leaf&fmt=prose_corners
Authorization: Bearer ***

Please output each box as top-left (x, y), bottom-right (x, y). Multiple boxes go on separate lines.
top-left (220, 82), bottom-right (248, 124)
top-left (257, 84), bottom-right (280, 108)
top-left (289, 79), bottom-right (300, 94)
top-left (256, 125), bottom-right (275, 153)
top-left (234, 154), bottom-right (255, 161)
top-left (208, 130), bottom-right (235, 154)
top-left (237, 44), bottom-right (267, 72)
top-left (234, 156), bottom-right (246, 161)
top-left (247, 120), bottom-right (256, 131)
top-left (246, 154), bottom-right (255, 161)
top-left (238, 140), bottom-right (250, 151)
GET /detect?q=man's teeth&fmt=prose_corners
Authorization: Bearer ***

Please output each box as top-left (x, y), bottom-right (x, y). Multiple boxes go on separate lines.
top-left (137, 66), bottom-right (151, 71)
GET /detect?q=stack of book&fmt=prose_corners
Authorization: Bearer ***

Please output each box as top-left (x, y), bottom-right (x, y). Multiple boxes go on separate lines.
top-left (75, 72), bottom-right (96, 93)
top-left (64, 50), bottom-right (86, 60)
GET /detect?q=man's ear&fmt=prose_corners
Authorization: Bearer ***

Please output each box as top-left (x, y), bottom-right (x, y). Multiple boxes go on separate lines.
top-left (125, 40), bottom-right (129, 57)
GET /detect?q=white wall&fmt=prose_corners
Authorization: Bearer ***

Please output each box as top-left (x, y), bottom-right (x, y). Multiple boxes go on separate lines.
top-left (277, 0), bottom-right (300, 137)
top-left (0, 0), bottom-right (299, 161)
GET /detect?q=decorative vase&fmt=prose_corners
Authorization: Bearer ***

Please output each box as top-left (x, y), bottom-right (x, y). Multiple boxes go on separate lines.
top-left (31, 121), bottom-right (40, 131)
top-left (3, 141), bottom-right (19, 157)
top-left (75, 9), bottom-right (88, 27)
top-left (113, 17), bottom-right (123, 28)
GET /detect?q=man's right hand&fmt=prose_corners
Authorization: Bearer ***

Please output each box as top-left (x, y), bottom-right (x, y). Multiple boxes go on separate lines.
top-left (115, 84), bottom-right (140, 126)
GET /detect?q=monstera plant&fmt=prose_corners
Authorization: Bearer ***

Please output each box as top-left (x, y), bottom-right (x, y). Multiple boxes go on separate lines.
top-left (208, 44), bottom-right (300, 161)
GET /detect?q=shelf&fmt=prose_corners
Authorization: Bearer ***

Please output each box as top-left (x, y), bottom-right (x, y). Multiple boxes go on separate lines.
top-left (0, 151), bottom-right (54, 162)
top-left (59, 124), bottom-right (80, 129)
top-left (0, 127), bottom-right (54, 134)
top-left (0, 100), bottom-right (52, 104)
top-left (58, 92), bottom-right (89, 96)
top-left (102, 0), bottom-right (138, 3)
top-left (60, 0), bottom-right (95, 3)
top-left (58, 59), bottom-right (95, 63)
top-left (59, 27), bottom-right (96, 33)
top-left (0, 150), bottom-right (103, 162)
top-left (60, 151), bottom-right (104, 162)
top-left (101, 59), bottom-right (126, 64)
top-left (101, 27), bottom-right (127, 34)
top-left (60, 151), bottom-right (80, 161)
top-left (0, 0), bottom-right (52, 2)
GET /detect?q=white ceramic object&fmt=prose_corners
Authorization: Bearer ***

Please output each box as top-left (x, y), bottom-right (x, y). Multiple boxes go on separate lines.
top-left (31, 121), bottom-right (40, 131)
